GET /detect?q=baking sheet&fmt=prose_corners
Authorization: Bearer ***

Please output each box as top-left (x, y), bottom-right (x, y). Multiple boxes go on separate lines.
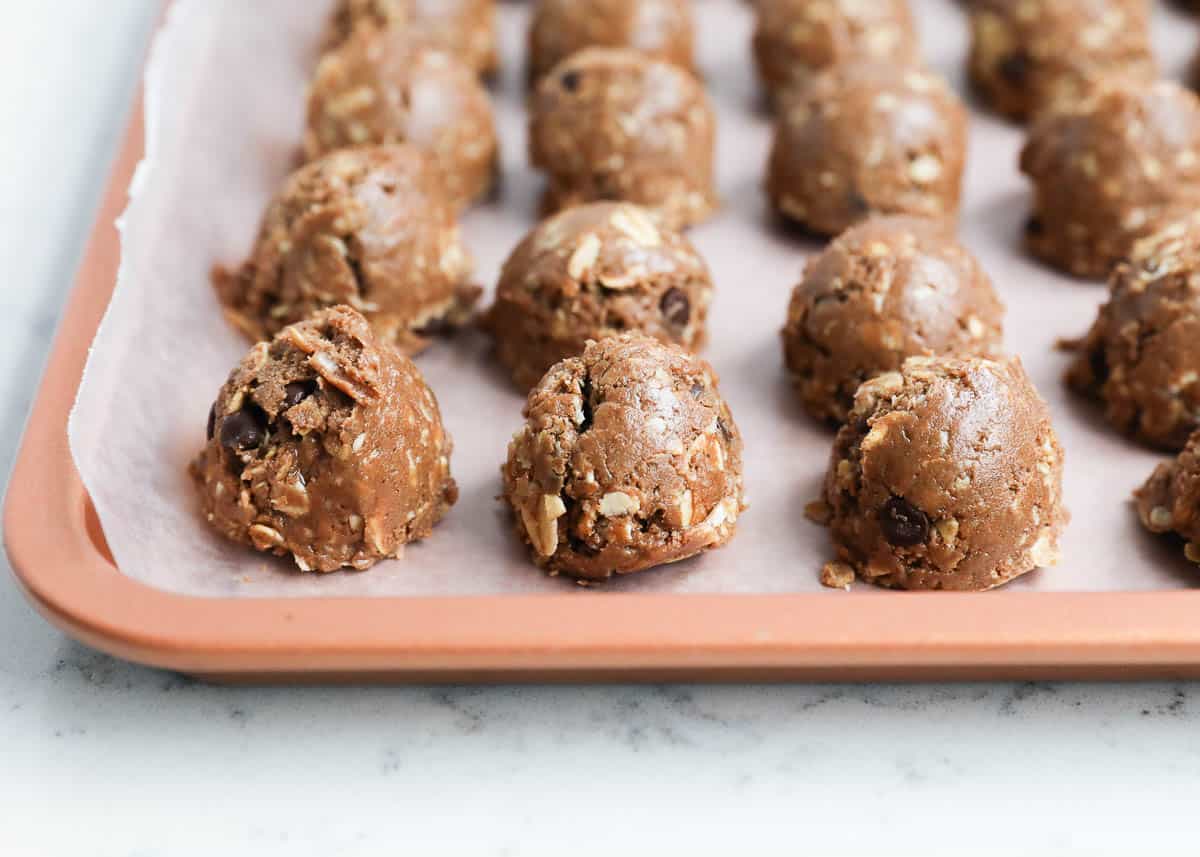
top-left (68, 0), bottom-right (1200, 597)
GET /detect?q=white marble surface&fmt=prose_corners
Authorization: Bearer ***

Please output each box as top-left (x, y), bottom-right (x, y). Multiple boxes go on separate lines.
top-left (3, 2), bottom-right (1200, 855)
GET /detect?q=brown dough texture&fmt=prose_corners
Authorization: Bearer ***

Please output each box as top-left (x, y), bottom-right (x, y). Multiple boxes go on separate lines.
top-left (528, 0), bottom-right (695, 84)
top-left (487, 202), bottom-right (713, 391)
top-left (323, 0), bottom-right (498, 78)
top-left (1020, 79), bottom-right (1200, 279)
top-left (305, 27), bottom-right (498, 210)
top-left (766, 62), bottom-right (968, 237)
top-left (968, 0), bottom-right (1155, 121)
top-left (752, 0), bottom-right (918, 103)
top-left (215, 145), bottom-right (477, 353)
top-left (190, 306), bottom-right (457, 573)
top-left (502, 335), bottom-right (745, 580)
top-left (529, 47), bottom-right (718, 229)
top-left (1135, 432), bottom-right (1200, 565)
top-left (821, 355), bottom-right (1066, 590)
top-left (782, 215), bottom-right (1005, 425)
top-left (1066, 214), bottom-right (1200, 451)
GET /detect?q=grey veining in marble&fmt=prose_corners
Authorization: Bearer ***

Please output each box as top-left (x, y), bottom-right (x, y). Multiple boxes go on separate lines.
top-left (3, 2), bottom-right (1200, 855)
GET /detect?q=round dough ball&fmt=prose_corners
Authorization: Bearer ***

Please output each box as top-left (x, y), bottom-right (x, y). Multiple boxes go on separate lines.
top-left (782, 216), bottom-right (1005, 424)
top-left (752, 0), bottom-right (918, 103)
top-left (1136, 432), bottom-right (1200, 565)
top-left (323, 0), bottom-right (498, 78)
top-left (529, 47), bottom-right (718, 229)
top-left (304, 28), bottom-right (498, 209)
top-left (528, 0), bottom-right (695, 84)
top-left (503, 334), bottom-right (745, 580)
top-left (190, 306), bottom-right (457, 573)
top-left (767, 62), bottom-right (968, 236)
top-left (822, 355), bottom-right (1066, 590)
top-left (968, 0), bottom-right (1155, 121)
top-left (1066, 213), bottom-right (1200, 450)
top-left (487, 202), bottom-right (713, 390)
top-left (1020, 79), bottom-right (1200, 279)
top-left (215, 145), bottom-right (476, 353)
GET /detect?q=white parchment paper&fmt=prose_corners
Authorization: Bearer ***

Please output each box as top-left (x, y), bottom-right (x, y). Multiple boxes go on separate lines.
top-left (69, 0), bottom-right (1200, 597)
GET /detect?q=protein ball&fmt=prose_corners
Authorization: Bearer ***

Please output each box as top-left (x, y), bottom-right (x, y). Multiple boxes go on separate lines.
top-left (190, 306), bottom-right (457, 573)
top-left (502, 334), bottom-right (745, 580)
top-left (766, 62), bottom-right (968, 237)
top-left (215, 145), bottom-right (476, 353)
top-left (782, 216), bottom-right (1005, 425)
top-left (304, 28), bottom-right (498, 210)
top-left (1135, 432), bottom-right (1200, 565)
top-left (1065, 215), bottom-right (1200, 450)
top-left (529, 47), bottom-right (718, 229)
top-left (487, 202), bottom-right (713, 390)
top-left (968, 0), bottom-right (1154, 121)
top-left (1020, 79), bottom-right (1200, 279)
top-left (822, 355), bottom-right (1066, 590)
top-left (323, 0), bottom-right (498, 78)
top-left (752, 0), bottom-right (918, 104)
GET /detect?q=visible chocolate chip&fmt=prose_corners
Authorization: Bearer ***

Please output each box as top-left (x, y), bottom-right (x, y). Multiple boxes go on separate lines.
top-left (1088, 345), bottom-right (1109, 384)
top-left (206, 404), bottom-right (216, 441)
top-left (561, 69), bottom-right (581, 92)
top-left (717, 416), bottom-right (733, 442)
top-left (219, 405), bottom-right (266, 451)
top-left (998, 51), bottom-right (1030, 86)
top-left (690, 382), bottom-right (705, 398)
top-left (879, 496), bottom-right (930, 548)
top-left (660, 288), bottom-right (691, 327)
top-left (1025, 215), bottom-right (1044, 236)
top-left (283, 380), bottom-right (317, 409)
top-left (578, 377), bottom-right (594, 432)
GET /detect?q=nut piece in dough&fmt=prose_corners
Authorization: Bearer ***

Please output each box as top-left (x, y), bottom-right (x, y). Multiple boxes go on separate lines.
top-left (822, 355), bottom-right (1067, 591)
top-left (1135, 431), bottom-right (1200, 565)
top-left (487, 202), bottom-right (714, 390)
top-left (323, 0), bottom-right (498, 78)
top-left (305, 27), bottom-right (498, 210)
top-left (502, 334), bottom-right (745, 580)
top-left (782, 216), bottom-right (1005, 424)
top-left (968, 0), bottom-right (1154, 121)
top-left (529, 47), bottom-right (718, 230)
top-left (190, 306), bottom-right (458, 573)
top-left (767, 62), bottom-right (968, 237)
top-left (528, 0), bottom-right (695, 84)
top-left (752, 0), bottom-right (918, 103)
top-left (214, 145), bottom-right (477, 353)
top-left (1020, 79), bottom-right (1200, 279)
top-left (1065, 213), bottom-right (1200, 451)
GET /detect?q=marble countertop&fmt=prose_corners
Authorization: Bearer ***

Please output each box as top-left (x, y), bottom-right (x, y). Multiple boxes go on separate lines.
top-left (2, 3), bottom-right (1198, 854)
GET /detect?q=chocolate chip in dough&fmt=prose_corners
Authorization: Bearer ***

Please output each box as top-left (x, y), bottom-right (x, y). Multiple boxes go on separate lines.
top-left (561, 69), bottom-right (581, 92)
top-left (219, 406), bottom-right (266, 451)
top-left (283, 380), bottom-right (317, 409)
top-left (660, 288), bottom-right (690, 327)
top-left (879, 496), bottom-right (930, 547)
top-left (206, 404), bottom-right (216, 441)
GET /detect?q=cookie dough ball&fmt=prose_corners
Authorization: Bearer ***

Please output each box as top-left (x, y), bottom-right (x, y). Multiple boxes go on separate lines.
top-left (190, 306), bottom-right (457, 573)
top-left (323, 0), bottom-right (498, 78)
top-left (487, 202), bottom-right (713, 390)
top-left (1135, 432), bottom-right (1200, 564)
top-left (767, 62), bottom-right (968, 236)
top-left (215, 145), bottom-right (476, 352)
top-left (968, 0), bottom-right (1154, 121)
top-left (1066, 215), bottom-right (1200, 450)
top-left (529, 48), bottom-right (718, 229)
top-left (502, 335), bottom-right (745, 580)
top-left (753, 0), bottom-right (919, 103)
top-left (305, 28), bottom-right (498, 209)
top-left (782, 216), bottom-right (1005, 424)
top-left (1020, 79), bottom-right (1200, 279)
top-left (822, 355), bottom-right (1066, 590)
top-left (528, 0), bottom-right (695, 84)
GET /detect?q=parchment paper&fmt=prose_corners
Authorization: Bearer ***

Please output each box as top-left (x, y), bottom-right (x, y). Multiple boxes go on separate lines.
top-left (69, 0), bottom-right (1200, 597)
